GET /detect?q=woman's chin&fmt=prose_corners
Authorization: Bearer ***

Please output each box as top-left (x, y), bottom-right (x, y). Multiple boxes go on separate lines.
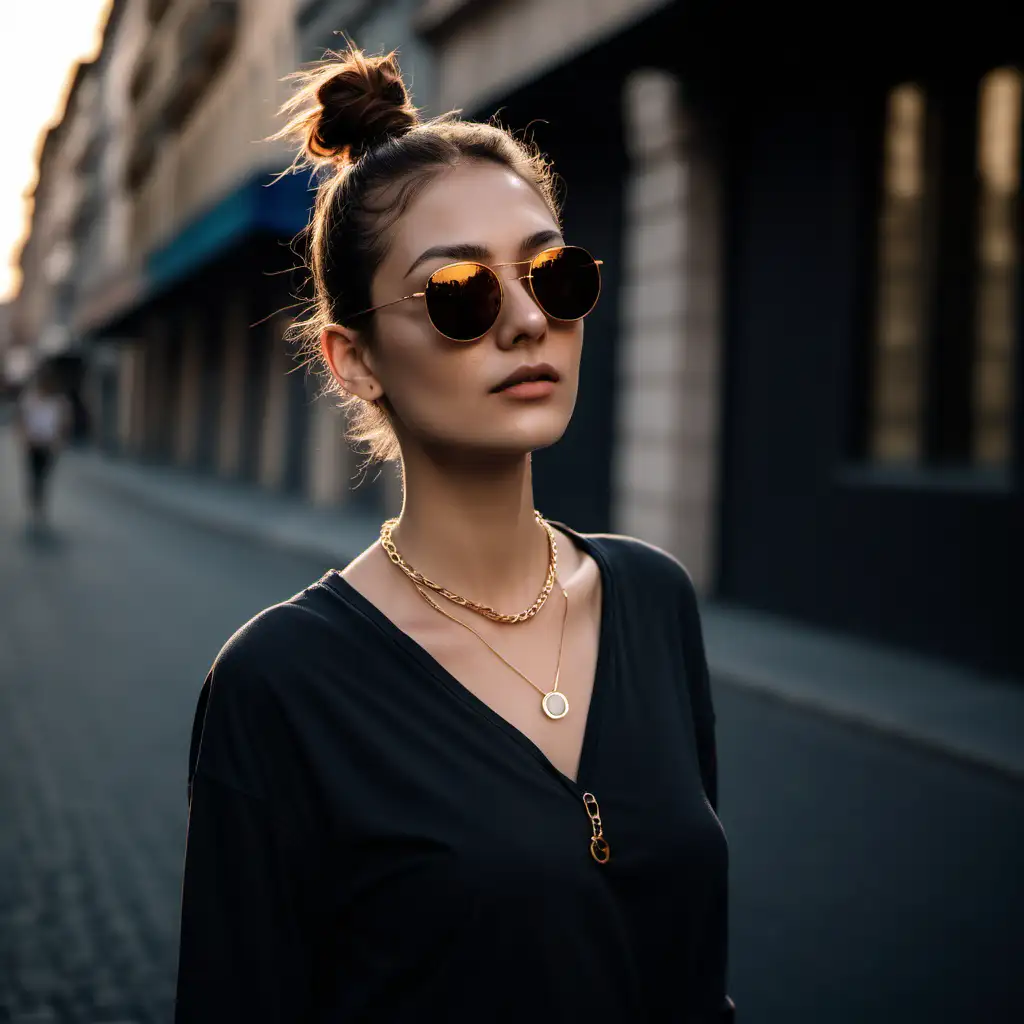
top-left (412, 405), bottom-right (573, 463)
top-left (434, 426), bottom-right (568, 463)
top-left (485, 408), bottom-right (571, 453)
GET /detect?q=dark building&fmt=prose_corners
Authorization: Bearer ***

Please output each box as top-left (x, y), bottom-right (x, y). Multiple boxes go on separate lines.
top-left (423, 0), bottom-right (1022, 678)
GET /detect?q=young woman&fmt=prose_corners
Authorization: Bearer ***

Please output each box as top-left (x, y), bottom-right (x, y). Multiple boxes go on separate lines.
top-left (176, 47), bottom-right (735, 1023)
top-left (13, 366), bottom-right (70, 530)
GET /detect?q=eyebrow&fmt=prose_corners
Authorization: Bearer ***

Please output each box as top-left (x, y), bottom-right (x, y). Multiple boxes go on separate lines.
top-left (404, 229), bottom-right (563, 278)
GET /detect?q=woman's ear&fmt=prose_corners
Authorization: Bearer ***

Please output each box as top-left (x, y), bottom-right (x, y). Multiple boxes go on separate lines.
top-left (320, 325), bottom-right (384, 400)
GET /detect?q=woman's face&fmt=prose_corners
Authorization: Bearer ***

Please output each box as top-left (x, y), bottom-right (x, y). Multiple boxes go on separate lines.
top-left (327, 160), bottom-right (586, 462)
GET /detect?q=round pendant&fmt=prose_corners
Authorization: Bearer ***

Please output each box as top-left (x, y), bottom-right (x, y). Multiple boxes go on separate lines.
top-left (542, 690), bottom-right (569, 720)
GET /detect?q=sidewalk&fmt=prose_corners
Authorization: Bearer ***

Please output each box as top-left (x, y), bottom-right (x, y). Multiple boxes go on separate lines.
top-left (63, 443), bottom-right (1024, 783)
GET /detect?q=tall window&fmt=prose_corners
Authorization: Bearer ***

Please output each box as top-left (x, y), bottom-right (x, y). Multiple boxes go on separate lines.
top-left (867, 68), bottom-right (1022, 469)
top-left (870, 84), bottom-right (929, 463)
top-left (974, 68), bottom-right (1021, 465)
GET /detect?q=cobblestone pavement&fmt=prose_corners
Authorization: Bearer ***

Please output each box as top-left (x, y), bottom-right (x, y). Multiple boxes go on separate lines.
top-left (1, 433), bottom-right (1023, 1022)
top-left (0, 438), bottom-right (334, 1023)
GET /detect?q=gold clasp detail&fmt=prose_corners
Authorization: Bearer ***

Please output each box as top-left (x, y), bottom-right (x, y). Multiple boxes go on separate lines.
top-left (582, 791), bottom-right (610, 864)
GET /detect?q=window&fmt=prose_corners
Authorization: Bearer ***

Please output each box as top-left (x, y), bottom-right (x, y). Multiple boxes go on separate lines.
top-left (974, 69), bottom-right (1021, 465)
top-left (866, 68), bottom-right (1022, 470)
top-left (869, 84), bottom-right (929, 463)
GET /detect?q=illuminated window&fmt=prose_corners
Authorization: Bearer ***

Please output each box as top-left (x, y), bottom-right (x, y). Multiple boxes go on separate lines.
top-left (869, 84), bottom-right (929, 463)
top-left (866, 69), bottom-right (1022, 470)
top-left (973, 68), bottom-right (1021, 466)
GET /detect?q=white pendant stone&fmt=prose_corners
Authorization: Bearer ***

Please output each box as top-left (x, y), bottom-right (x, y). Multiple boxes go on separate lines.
top-left (542, 691), bottom-right (568, 719)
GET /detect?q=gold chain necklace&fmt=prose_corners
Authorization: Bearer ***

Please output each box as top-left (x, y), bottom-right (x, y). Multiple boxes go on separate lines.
top-left (379, 511), bottom-right (557, 624)
top-left (411, 582), bottom-right (571, 720)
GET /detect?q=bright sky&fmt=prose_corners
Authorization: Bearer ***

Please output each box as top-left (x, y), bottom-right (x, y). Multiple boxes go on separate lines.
top-left (0, 0), bottom-right (111, 303)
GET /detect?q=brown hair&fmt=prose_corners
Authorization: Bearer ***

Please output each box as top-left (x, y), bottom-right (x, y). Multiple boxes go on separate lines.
top-left (275, 46), bottom-right (562, 464)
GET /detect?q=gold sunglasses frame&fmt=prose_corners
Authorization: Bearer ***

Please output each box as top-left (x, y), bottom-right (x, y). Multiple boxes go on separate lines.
top-left (346, 245), bottom-right (604, 343)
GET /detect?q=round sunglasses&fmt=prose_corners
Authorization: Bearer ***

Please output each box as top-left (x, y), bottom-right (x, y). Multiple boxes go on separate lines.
top-left (347, 245), bottom-right (603, 343)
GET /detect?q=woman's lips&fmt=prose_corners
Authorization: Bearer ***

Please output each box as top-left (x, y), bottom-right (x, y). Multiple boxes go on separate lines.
top-left (494, 380), bottom-right (557, 399)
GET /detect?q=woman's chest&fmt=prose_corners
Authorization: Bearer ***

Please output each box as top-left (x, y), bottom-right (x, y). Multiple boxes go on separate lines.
top-left (346, 549), bottom-right (606, 786)
top-left (293, 606), bottom-right (717, 891)
top-left (407, 585), bottom-right (602, 785)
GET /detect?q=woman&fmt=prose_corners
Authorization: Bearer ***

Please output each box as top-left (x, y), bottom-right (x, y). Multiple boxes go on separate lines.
top-left (14, 366), bottom-right (70, 529)
top-left (176, 47), bottom-right (735, 1023)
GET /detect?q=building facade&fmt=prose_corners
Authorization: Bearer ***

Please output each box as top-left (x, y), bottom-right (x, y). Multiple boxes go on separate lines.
top-left (422, 0), bottom-right (1022, 677)
top-left (63, 0), bottom-right (436, 513)
top-left (709, 15), bottom-right (1021, 678)
top-left (14, 0), bottom-right (1020, 677)
top-left (10, 60), bottom-right (104, 429)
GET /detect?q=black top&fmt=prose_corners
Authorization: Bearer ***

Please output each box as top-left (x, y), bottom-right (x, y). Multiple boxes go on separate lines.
top-left (175, 524), bottom-right (735, 1023)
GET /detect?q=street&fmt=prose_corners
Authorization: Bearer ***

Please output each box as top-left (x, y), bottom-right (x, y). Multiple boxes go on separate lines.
top-left (1, 437), bottom-right (1023, 1022)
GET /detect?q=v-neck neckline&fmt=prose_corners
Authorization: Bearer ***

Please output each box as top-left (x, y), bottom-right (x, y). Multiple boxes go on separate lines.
top-left (320, 521), bottom-right (616, 794)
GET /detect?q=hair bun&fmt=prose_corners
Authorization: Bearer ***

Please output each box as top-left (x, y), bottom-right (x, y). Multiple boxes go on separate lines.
top-left (287, 47), bottom-right (418, 168)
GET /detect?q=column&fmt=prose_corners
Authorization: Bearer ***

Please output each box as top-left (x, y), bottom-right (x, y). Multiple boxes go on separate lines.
top-left (611, 69), bottom-right (724, 592)
top-left (306, 393), bottom-right (349, 507)
top-left (117, 344), bottom-right (142, 455)
top-left (217, 289), bottom-right (248, 478)
top-left (174, 309), bottom-right (203, 466)
top-left (143, 314), bottom-right (173, 460)
top-left (257, 317), bottom-right (292, 491)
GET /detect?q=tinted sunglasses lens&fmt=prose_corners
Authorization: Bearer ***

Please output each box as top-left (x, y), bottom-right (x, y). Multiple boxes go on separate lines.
top-left (425, 263), bottom-right (502, 341)
top-left (530, 246), bottom-right (601, 321)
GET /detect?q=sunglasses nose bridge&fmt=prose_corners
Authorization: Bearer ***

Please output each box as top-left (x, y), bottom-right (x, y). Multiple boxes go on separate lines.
top-left (488, 266), bottom-right (544, 338)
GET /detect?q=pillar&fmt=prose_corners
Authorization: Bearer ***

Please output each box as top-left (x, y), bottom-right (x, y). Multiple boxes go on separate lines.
top-left (306, 393), bottom-right (350, 506)
top-left (257, 317), bottom-right (293, 491)
top-left (217, 289), bottom-right (248, 478)
top-left (611, 69), bottom-right (724, 592)
top-left (174, 309), bottom-right (203, 466)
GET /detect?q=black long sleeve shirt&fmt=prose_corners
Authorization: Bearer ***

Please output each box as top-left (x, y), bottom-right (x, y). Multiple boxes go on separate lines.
top-left (175, 524), bottom-right (735, 1022)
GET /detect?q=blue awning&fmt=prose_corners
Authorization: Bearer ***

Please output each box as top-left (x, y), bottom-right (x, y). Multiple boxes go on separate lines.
top-left (146, 168), bottom-right (314, 295)
top-left (77, 169), bottom-right (315, 338)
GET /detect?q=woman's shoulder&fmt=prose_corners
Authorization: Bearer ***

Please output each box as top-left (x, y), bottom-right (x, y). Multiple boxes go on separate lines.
top-left (195, 573), bottom-right (371, 731)
top-left (211, 576), bottom-right (342, 677)
top-left (188, 576), bottom-right (351, 797)
top-left (560, 524), bottom-right (698, 601)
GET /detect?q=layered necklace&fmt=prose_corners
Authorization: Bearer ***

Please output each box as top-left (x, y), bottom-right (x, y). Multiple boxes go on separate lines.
top-left (379, 511), bottom-right (572, 721)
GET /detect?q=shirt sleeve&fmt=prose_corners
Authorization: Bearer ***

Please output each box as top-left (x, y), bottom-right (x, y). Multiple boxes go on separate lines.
top-left (677, 568), bottom-right (719, 813)
top-left (175, 772), bottom-right (316, 1023)
top-left (677, 568), bottom-right (737, 1022)
top-left (175, 660), bottom-right (319, 1022)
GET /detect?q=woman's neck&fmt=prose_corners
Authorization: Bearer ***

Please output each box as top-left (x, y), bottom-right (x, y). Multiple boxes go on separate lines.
top-left (389, 451), bottom-right (557, 611)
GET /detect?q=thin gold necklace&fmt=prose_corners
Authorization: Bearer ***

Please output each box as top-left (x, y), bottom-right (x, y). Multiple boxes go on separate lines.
top-left (411, 582), bottom-right (572, 721)
top-left (379, 512), bottom-right (557, 624)
top-left (415, 579), bottom-right (611, 862)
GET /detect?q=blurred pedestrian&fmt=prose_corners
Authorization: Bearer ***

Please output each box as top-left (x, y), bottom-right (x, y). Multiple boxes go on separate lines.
top-left (13, 365), bottom-right (71, 529)
top-left (176, 46), bottom-right (735, 1024)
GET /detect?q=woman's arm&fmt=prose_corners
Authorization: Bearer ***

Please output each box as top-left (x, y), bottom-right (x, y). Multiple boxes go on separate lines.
top-left (678, 569), bottom-right (719, 812)
top-left (678, 570), bottom-right (736, 1021)
top-left (176, 664), bottom-right (318, 1022)
top-left (57, 395), bottom-right (73, 448)
top-left (12, 394), bottom-right (25, 446)
top-left (175, 771), bottom-right (316, 1022)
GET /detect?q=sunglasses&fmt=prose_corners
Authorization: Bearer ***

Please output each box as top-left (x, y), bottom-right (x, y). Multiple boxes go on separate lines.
top-left (347, 245), bottom-right (603, 343)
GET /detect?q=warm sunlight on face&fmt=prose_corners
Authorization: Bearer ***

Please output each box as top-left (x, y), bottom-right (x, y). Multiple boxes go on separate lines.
top-left (0, 0), bottom-right (111, 302)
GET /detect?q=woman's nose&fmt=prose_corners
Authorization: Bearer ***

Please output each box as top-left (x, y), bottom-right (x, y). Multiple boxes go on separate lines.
top-left (494, 271), bottom-right (547, 350)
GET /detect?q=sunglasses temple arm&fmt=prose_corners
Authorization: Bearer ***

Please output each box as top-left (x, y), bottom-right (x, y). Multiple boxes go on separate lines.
top-left (347, 292), bottom-right (426, 320)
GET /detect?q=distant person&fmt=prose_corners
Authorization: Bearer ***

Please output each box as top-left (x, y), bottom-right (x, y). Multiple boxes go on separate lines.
top-left (13, 368), bottom-right (70, 529)
top-left (175, 47), bottom-right (735, 1023)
